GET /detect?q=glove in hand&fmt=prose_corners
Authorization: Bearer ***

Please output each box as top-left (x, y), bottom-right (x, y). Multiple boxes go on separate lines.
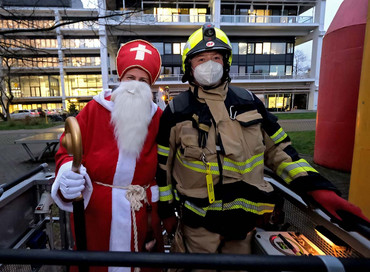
top-left (308, 190), bottom-right (370, 223)
top-left (163, 216), bottom-right (178, 235)
top-left (59, 167), bottom-right (87, 200)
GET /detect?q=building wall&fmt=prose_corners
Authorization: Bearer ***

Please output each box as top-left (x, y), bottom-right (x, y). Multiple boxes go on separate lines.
top-left (0, 0), bottom-right (324, 114)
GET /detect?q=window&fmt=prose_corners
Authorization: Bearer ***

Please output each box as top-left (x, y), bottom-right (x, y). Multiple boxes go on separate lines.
top-left (263, 42), bottom-right (271, 54)
top-left (173, 43), bottom-right (181, 54)
top-left (239, 66), bottom-right (246, 75)
top-left (163, 67), bottom-right (172, 74)
top-left (231, 43), bottom-right (239, 54)
top-left (286, 65), bottom-right (293, 75)
top-left (230, 65), bottom-right (238, 74)
top-left (239, 43), bottom-right (247, 55)
top-left (164, 43), bottom-right (172, 54)
top-left (173, 67), bottom-right (181, 75)
top-left (254, 65), bottom-right (269, 74)
top-left (270, 65), bottom-right (285, 76)
top-left (287, 43), bottom-right (294, 54)
top-left (247, 43), bottom-right (255, 54)
top-left (152, 42), bottom-right (164, 54)
top-left (271, 43), bottom-right (286, 54)
top-left (247, 66), bottom-right (253, 73)
top-left (255, 43), bottom-right (263, 54)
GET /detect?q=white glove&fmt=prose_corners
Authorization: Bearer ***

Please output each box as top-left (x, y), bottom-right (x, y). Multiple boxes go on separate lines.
top-left (51, 162), bottom-right (93, 213)
top-left (59, 169), bottom-right (86, 200)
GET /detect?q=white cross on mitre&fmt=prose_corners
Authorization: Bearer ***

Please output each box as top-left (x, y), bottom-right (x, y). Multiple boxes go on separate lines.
top-left (130, 44), bottom-right (152, 61)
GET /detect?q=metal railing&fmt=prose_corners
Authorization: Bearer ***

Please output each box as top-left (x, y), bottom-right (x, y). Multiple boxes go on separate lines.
top-left (106, 12), bottom-right (313, 25)
top-left (154, 73), bottom-right (311, 82)
top-left (220, 15), bottom-right (314, 24)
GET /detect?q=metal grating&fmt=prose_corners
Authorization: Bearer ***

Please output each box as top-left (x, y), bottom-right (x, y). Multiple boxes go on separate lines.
top-left (282, 199), bottom-right (362, 258)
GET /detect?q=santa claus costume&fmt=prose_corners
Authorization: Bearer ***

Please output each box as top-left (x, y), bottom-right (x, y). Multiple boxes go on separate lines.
top-left (52, 40), bottom-right (163, 272)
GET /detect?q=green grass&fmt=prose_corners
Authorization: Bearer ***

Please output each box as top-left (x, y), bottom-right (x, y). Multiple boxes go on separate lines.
top-left (0, 118), bottom-right (64, 130)
top-left (273, 112), bottom-right (317, 120)
top-left (288, 130), bottom-right (316, 156)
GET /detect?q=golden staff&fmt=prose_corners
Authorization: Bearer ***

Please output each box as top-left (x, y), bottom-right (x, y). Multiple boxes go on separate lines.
top-left (62, 116), bottom-right (88, 272)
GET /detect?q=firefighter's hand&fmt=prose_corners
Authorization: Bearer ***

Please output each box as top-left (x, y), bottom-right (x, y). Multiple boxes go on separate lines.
top-left (308, 190), bottom-right (370, 223)
top-left (163, 216), bottom-right (177, 235)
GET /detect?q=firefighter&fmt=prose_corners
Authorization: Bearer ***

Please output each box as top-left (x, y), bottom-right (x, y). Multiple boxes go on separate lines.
top-left (156, 24), bottom-right (369, 261)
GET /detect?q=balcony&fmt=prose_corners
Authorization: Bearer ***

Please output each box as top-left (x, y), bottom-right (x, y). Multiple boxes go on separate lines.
top-left (220, 15), bottom-right (314, 25)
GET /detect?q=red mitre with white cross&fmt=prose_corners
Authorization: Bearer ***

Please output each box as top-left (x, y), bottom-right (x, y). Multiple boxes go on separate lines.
top-left (116, 40), bottom-right (162, 85)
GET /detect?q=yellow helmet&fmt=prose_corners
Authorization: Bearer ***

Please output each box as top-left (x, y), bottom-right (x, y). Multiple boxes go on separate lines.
top-left (182, 23), bottom-right (232, 83)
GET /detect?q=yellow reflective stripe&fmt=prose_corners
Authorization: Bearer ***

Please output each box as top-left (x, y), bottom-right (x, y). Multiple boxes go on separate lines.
top-left (184, 199), bottom-right (274, 217)
top-left (223, 198), bottom-right (275, 215)
top-left (223, 153), bottom-right (264, 174)
top-left (277, 159), bottom-right (318, 184)
top-left (271, 127), bottom-right (288, 144)
top-left (176, 150), bottom-right (219, 175)
top-left (157, 144), bottom-right (170, 157)
top-left (159, 184), bottom-right (173, 202)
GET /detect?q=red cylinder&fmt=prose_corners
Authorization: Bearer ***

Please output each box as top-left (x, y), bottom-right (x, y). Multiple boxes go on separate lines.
top-left (314, 0), bottom-right (368, 171)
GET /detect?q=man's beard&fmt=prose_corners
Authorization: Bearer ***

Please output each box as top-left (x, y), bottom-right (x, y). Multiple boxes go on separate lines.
top-left (111, 80), bottom-right (153, 158)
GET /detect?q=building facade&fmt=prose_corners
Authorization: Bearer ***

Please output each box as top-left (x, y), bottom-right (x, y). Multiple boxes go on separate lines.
top-left (0, 0), bottom-right (326, 115)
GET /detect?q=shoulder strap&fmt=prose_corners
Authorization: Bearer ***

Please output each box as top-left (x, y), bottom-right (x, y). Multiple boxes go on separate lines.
top-left (168, 89), bottom-right (192, 113)
top-left (228, 85), bottom-right (254, 101)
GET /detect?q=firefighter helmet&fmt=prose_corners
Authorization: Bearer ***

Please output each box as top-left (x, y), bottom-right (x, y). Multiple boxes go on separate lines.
top-left (182, 24), bottom-right (232, 83)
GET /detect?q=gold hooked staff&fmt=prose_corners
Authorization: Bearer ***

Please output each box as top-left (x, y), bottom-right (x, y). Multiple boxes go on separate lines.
top-left (62, 117), bottom-right (88, 272)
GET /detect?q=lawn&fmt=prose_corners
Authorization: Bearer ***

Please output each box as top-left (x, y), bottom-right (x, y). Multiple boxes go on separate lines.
top-left (273, 112), bottom-right (317, 120)
top-left (0, 118), bottom-right (63, 130)
top-left (288, 130), bottom-right (316, 156)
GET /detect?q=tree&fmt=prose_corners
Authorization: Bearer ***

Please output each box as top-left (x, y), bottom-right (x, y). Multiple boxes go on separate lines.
top-left (293, 49), bottom-right (310, 76)
top-left (0, 4), bottom-right (141, 121)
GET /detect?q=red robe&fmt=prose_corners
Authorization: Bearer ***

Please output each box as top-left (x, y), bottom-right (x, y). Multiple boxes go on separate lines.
top-left (53, 90), bottom-right (163, 272)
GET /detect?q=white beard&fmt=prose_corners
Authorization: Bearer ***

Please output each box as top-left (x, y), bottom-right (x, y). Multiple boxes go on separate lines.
top-left (111, 80), bottom-right (153, 158)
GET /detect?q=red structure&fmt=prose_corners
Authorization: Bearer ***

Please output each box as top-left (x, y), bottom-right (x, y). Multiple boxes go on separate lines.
top-left (314, 0), bottom-right (368, 171)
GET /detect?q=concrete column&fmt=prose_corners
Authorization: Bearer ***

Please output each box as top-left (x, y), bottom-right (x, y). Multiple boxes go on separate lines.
top-left (54, 10), bottom-right (67, 110)
top-left (98, 0), bottom-right (110, 90)
top-left (210, 0), bottom-right (221, 28)
top-left (309, 0), bottom-right (326, 110)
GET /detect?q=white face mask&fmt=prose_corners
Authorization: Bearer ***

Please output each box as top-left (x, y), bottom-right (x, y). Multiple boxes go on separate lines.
top-left (193, 60), bottom-right (224, 87)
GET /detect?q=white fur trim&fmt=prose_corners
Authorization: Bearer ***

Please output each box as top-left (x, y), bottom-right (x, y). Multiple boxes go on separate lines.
top-left (151, 185), bottom-right (159, 203)
top-left (51, 161), bottom-right (93, 213)
top-left (94, 89), bottom-right (114, 111)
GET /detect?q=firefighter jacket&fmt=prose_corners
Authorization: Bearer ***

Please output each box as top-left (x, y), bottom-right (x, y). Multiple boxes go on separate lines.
top-left (156, 83), bottom-right (338, 240)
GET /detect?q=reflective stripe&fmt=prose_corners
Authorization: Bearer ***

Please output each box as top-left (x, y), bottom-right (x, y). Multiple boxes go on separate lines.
top-left (176, 150), bottom-right (219, 174)
top-left (271, 127), bottom-right (288, 144)
top-left (158, 144), bottom-right (170, 157)
top-left (183, 198), bottom-right (274, 217)
top-left (159, 184), bottom-right (173, 202)
top-left (223, 153), bottom-right (264, 174)
top-left (277, 159), bottom-right (318, 184)
top-left (223, 198), bottom-right (275, 215)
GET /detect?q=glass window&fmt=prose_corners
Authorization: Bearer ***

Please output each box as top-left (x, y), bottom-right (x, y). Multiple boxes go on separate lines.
top-left (247, 43), bottom-right (255, 54)
top-left (230, 65), bottom-right (238, 74)
top-left (231, 43), bottom-right (239, 54)
top-left (180, 42), bottom-right (186, 55)
top-left (271, 43), bottom-right (286, 54)
top-left (173, 43), bottom-right (181, 54)
top-left (255, 43), bottom-right (263, 54)
top-left (247, 65), bottom-right (253, 73)
top-left (239, 66), bottom-right (246, 75)
top-left (287, 43), bottom-right (294, 54)
top-left (286, 65), bottom-right (293, 75)
top-left (164, 67), bottom-right (172, 74)
top-left (263, 42), bottom-right (271, 54)
top-left (152, 42), bottom-right (164, 55)
top-left (164, 43), bottom-right (172, 54)
top-left (254, 65), bottom-right (269, 74)
top-left (173, 67), bottom-right (181, 75)
top-left (270, 65), bottom-right (285, 76)
top-left (239, 43), bottom-right (247, 55)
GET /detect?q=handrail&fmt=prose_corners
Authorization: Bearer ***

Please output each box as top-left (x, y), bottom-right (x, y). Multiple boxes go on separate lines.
top-left (0, 249), bottom-right (369, 271)
top-left (0, 163), bottom-right (48, 197)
